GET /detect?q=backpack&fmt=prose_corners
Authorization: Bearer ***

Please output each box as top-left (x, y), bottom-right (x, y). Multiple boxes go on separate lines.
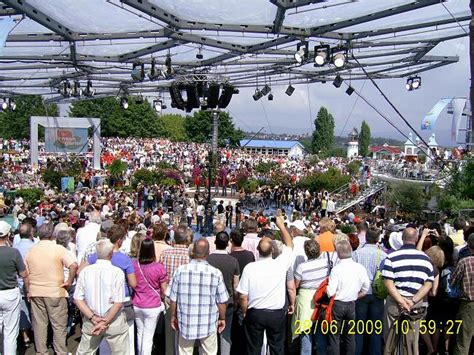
top-left (372, 249), bottom-right (389, 300)
top-left (311, 253), bottom-right (335, 331)
top-left (440, 266), bottom-right (461, 299)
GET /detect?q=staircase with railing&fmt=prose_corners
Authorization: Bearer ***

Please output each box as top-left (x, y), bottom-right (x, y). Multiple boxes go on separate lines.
top-left (331, 179), bottom-right (387, 214)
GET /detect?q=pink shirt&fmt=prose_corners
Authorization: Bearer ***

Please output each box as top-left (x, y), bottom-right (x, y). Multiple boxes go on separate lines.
top-left (242, 233), bottom-right (260, 261)
top-left (132, 261), bottom-right (168, 308)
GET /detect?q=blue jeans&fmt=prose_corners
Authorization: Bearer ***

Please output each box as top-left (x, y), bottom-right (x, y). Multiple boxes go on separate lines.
top-left (300, 324), bottom-right (328, 355)
top-left (355, 294), bottom-right (384, 355)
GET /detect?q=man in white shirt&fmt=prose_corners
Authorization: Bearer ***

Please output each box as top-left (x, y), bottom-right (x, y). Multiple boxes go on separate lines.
top-left (74, 239), bottom-right (128, 355)
top-left (196, 202), bottom-right (205, 233)
top-left (327, 240), bottom-right (370, 355)
top-left (76, 211), bottom-right (101, 263)
top-left (237, 215), bottom-right (294, 355)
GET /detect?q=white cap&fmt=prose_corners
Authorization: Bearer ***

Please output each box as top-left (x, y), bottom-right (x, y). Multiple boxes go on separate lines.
top-left (289, 220), bottom-right (306, 231)
top-left (389, 232), bottom-right (403, 251)
top-left (0, 220), bottom-right (11, 237)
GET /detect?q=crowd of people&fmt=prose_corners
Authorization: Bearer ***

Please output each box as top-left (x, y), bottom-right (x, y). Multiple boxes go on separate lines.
top-left (0, 137), bottom-right (472, 355)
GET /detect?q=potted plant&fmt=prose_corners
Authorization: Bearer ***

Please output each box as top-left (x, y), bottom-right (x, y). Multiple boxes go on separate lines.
top-left (107, 159), bottom-right (128, 187)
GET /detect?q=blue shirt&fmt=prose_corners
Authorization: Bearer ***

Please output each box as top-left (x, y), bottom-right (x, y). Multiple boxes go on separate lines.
top-left (14, 238), bottom-right (36, 259)
top-left (88, 251), bottom-right (135, 297)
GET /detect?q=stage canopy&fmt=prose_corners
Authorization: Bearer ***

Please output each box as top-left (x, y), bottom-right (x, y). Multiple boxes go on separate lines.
top-left (0, 0), bottom-right (469, 103)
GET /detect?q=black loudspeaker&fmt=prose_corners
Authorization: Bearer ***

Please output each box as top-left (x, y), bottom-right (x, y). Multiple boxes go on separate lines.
top-left (218, 84), bottom-right (234, 108)
top-left (207, 83), bottom-right (220, 109)
top-left (169, 83), bottom-right (185, 110)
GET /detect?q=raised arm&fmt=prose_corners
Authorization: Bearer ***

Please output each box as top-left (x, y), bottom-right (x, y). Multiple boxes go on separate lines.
top-left (276, 214), bottom-right (293, 249)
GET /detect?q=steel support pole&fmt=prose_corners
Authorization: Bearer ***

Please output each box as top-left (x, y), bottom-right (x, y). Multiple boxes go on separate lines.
top-left (207, 110), bottom-right (219, 206)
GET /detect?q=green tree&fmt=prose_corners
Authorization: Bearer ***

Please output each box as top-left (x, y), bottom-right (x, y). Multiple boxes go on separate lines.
top-left (0, 96), bottom-right (58, 139)
top-left (159, 114), bottom-right (188, 141)
top-left (69, 97), bottom-right (164, 137)
top-left (184, 111), bottom-right (244, 146)
top-left (311, 107), bottom-right (335, 155)
top-left (358, 120), bottom-right (371, 157)
top-left (387, 182), bottom-right (428, 217)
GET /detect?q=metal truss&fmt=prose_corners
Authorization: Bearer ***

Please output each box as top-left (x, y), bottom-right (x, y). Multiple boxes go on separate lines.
top-left (0, 0), bottom-right (468, 101)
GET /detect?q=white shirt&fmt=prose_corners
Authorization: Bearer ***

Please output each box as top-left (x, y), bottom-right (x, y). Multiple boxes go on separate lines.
top-left (327, 258), bottom-right (370, 302)
top-left (327, 200), bottom-right (335, 213)
top-left (292, 236), bottom-right (310, 271)
top-left (73, 260), bottom-right (125, 317)
top-left (196, 205), bottom-right (205, 217)
top-left (237, 246), bottom-right (293, 310)
top-left (76, 222), bottom-right (101, 263)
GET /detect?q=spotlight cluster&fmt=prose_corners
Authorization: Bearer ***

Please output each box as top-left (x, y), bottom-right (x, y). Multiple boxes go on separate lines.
top-left (294, 41), bottom-right (347, 68)
top-left (0, 97), bottom-right (16, 111)
top-left (406, 76), bottom-right (421, 91)
top-left (58, 80), bottom-right (95, 98)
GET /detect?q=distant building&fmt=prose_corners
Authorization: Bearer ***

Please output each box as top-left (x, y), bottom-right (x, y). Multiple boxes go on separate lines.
top-left (239, 139), bottom-right (305, 157)
top-left (370, 143), bottom-right (401, 160)
top-left (346, 128), bottom-right (359, 158)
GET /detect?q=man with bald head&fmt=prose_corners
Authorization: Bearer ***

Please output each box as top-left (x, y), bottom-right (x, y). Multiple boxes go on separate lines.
top-left (168, 238), bottom-right (228, 355)
top-left (236, 214), bottom-right (294, 355)
top-left (206, 221), bottom-right (226, 254)
top-left (382, 227), bottom-right (434, 355)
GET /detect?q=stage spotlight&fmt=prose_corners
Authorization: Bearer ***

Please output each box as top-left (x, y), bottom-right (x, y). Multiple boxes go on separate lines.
top-left (294, 41), bottom-right (308, 63)
top-left (72, 81), bottom-right (82, 97)
top-left (412, 76), bottom-right (421, 90)
top-left (1, 98), bottom-right (8, 111)
top-left (406, 76), bottom-right (421, 91)
top-left (333, 74), bottom-right (343, 88)
top-left (153, 99), bottom-right (166, 113)
top-left (218, 83), bottom-right (235, 108)
top-left (253, 88), bottom-right (263, 101)
top-left (332, 52), bottom-right (346, 68)
top-left (314, 45), bottom-right (330, 66)
top-left (148, 58), bottom-right (159, 81)
top-left (8, 98), bottom-right (15, 111)
top-left (268, 93), bottom-right (274, 101)
top-left (120, 97), bottom-right (129, 110)
top-left (165, 54), bottom-right (173, 76)
top-left (285, 85), bottom-right (295, 96)
top-left (346, 86), bottom-right (354, 96)
top-left (131, 62), bottom-right (145, 81)
top-left (261, 84), bottom-right (271, 96)
top-left (196, 47), bottom-right (203, 60)
top-left (59, 80), bottom-right (71, 97)
top-left (84, 80), bottom-right (95, 97)
top-left (207, 83), bottom-right (220, 109)
top-left (169, 82), bottom-right (186, 110)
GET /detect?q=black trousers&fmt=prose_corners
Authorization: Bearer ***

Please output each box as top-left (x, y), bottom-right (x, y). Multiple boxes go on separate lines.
top-left (244, 308), bottom-right (286, 355)
top-left (328, 300), bottom-right (356, 355)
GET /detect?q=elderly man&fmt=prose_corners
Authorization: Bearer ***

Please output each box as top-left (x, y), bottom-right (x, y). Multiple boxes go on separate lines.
top-left (327, 239), bottom-right (370, 355)
top-left (0, 221), bottom-right (29, 354)
top-left (74, 239), bottom-right (128, 354)
top-left (25, 222), bottom-right (78, 355)
top-left (76, 210), bottom-right (102, 263)
top-left (168, 238), bottom-right (228, 355)
top-left (382, 227), bottom-right (434, 355)
top-left (237, 215), bottom-right (294, 355)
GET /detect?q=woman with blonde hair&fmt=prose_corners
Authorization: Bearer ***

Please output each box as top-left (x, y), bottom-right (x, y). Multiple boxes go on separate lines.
top-left (128, 232), bottom-right (146, 261)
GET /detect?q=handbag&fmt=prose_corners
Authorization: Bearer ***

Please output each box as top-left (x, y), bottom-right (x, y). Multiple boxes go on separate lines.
top-left (372, 248), bottom-right (388, 299)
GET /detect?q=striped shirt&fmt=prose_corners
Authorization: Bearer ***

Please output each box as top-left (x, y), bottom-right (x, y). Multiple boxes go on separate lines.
top-left (294, 255), bottom-right (330, 289)
top-left (353, 244), bottom-right (387, 294)
top-left (382, 245), bottom-right (434, 297)
top-left (73, 260), bottom-right (125, 317)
